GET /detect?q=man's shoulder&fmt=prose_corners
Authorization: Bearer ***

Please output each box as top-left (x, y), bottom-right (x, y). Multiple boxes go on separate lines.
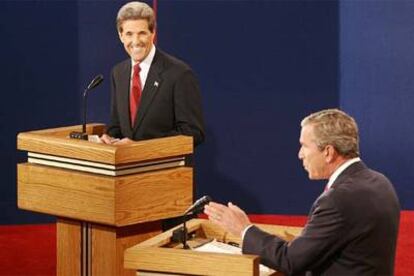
top-left (338, 162), bottom-right (391, 187)
top-left (156, 49), bottom-right (192, 72)
top-left (328, 162), bottom-right (397, 209)
top-left (111, 59), bottom-right (130, 74)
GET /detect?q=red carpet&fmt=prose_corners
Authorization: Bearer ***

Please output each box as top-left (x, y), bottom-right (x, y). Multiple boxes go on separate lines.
top-left (0, 224), bottom-right (56, 276)
top-left (395, 210), bottom-right (414, 276)
top-left (0, 211), bottom-right (413, 276)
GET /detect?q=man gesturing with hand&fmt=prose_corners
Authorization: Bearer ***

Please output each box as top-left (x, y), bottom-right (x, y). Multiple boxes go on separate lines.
top-left (204, 109), bottom-right (400, 276)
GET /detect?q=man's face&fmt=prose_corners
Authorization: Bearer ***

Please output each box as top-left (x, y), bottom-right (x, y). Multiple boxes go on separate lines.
top-left (118, 19), bottom-right (155, 63)
top-left (298, 124), bottom-right (329, 180)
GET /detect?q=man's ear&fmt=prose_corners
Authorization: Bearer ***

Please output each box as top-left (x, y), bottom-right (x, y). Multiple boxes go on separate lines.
top-left (150, 30), bottom-right (156, 43)
top-left (325, 145), bottom-right (336, 163)
top-left (118, 31), bottom-right (123, 42)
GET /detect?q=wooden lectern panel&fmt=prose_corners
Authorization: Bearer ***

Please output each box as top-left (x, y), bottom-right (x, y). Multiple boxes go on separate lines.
top-left (126, 247), bottom-right (260, 276)
top-left (57, 219), bottom-right (81, 276)
top-left (17, 125), bottom-right (195, 276)
top-left (57, 219), bottom-right (161, 276)
top-left (91, 222), bottom-right (161, 276)
top-left (125, 219), bottom-right (303, 276)
top-left (18, 163), bottom-right (192, 226)
top-left (17, 124), bottom-right (193, 165)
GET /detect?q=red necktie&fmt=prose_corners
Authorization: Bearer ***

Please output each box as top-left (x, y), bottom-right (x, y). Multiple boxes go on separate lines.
top-left (130, 63), bottom-right (142, 127)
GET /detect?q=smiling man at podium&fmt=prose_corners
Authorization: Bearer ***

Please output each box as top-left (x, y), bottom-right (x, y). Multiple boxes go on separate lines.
top-left (100, 1), bottom-right (204, 147)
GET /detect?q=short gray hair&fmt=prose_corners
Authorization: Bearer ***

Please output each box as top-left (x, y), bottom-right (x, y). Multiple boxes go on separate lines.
top-left (301, 108), bottom-right (360, 158)
top-left (116, 2), bottom-right (156, 33)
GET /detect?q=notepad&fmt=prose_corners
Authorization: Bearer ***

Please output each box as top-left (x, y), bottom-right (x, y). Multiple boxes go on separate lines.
top-left (194, 239), bottom-right (276, 275)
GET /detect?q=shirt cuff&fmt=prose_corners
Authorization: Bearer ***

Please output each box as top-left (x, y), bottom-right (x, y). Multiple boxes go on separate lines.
top-left (241, 224), bottom-right (254, 242)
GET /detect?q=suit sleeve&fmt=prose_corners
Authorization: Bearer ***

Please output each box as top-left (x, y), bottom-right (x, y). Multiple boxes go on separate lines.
top-left (169, 69), bottom-right (205, 146)
top-left (106, 69), bottom-right (122, 138)
top-left (243, 195), bottom-right (347, 275)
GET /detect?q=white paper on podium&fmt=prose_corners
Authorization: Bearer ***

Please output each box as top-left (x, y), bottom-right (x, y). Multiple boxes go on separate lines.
top-left (194, 239), bottom-right (276, 275)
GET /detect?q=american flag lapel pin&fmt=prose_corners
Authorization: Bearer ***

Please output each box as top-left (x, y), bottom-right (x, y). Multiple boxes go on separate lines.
top-left (154, 81), bottom-right (159, 87)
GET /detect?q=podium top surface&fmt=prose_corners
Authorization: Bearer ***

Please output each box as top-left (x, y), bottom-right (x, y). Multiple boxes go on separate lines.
top-left (17, 124), bottom-right (193, 165)
top-left (124, 219), bottom-right (303, 275)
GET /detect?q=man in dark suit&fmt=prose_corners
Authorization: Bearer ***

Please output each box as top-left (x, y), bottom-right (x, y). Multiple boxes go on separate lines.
top-left (101, 1), bottom-right (204, 146)
top-left (205, 109), bottom-right (400, 275)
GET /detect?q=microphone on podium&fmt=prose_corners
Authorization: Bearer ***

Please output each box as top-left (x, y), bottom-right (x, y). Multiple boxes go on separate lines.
top-left (184, 195), bottom-right (212, 215)
top-left (174, 195), bottom-right (212, 249)
top-left (70, 74), bottom-right (104, 140)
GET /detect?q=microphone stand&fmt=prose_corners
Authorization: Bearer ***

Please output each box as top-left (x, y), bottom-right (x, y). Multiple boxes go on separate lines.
top-left (173, 196), bottom-right (212, 249)
top-left (182, 215), bottom-right (190, 249)
top-left (70, 75), bottom-right (103, 140)
top-left (81, 87), bottom-right (89, 138)
top-left (69, 87), bottom-right (92, 140)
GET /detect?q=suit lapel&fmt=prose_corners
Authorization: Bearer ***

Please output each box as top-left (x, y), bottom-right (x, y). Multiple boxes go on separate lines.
top-left (133, 50), bottom-right (163, 131)
top-left (119, 61), bottom-right (133, 136)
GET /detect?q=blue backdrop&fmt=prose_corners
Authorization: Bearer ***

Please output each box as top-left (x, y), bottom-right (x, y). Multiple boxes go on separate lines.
top-left (0, 0), bottom-right (412, 224)
top-left (340, 1), bottom-right (414, 209)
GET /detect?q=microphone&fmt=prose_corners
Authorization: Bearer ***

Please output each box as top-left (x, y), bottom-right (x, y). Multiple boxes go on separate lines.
top-left (174, 195), bottom-right (212, 249)
top-left (86, 74), bottom-right (104, 91)
top-left (70, 74), bottom-right (104, 140)
top-left (184, 195), bottom-right (212, 215)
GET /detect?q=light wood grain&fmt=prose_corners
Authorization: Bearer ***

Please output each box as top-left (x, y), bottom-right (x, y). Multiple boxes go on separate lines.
top-left (57, 219), bottom-right (81, 276)
top-left (125, 219), bottom-right (303, 276)
top-left (199, 219), bottom-right (303, 245)
top-left (137, 219), bottom-right (302, 249)
top-left (90, 221), bottom-right (162, 276)
top-left (18, 163), bottom-right (116, 224)
top-left (114, 222), bottom-right (161, 276)
top-left (56, 219), bottom-right (161, 276)
top-left (115, 168), bottom-right (192, 225)
top-left (18, 131), bottom-right (117, 164)
top-left (17, 124), bottom-right (193, 165)
top-left (20, 124), bottom-right (106, 137)
top-left (114, 135), bottom-right (193, 164)
top-left (18, 163), bottom-right (192, 226)
top-left (125, 247), bottom-right (259, 276)
top-left (91, 224), bottom-right (117, 276)
top-left (17, 125), bottom-right (193, 276)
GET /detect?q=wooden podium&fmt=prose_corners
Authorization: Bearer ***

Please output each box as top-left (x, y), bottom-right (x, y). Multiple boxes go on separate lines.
top-left (17, 124), bottom-right (194, 276)
top-left (125, 218), bottom-right (303, 276)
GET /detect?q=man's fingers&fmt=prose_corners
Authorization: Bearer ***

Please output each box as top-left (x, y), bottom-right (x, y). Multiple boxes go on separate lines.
top-left (204, 201), bottom-right (248, 237)
top-left (208, 202), bottom-right (227, 210)
top-left (228, 202), bottom-right (244, 214)
top-left (113, 138), bottom-right (131, 145)
top-left (100, 134), bottom-right (112, 144)
top-left (204, 205), bottom-right (214, 216)
top-left (205, 202), bottom-right (230, 222)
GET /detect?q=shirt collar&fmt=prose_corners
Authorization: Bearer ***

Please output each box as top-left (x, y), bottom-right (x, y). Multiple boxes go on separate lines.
top-left (326, 157), bottom-right (361, 189)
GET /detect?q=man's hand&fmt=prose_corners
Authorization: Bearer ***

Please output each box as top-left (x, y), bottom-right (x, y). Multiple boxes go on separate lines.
top-left (204, 201), bottom-right (251, 237)
top-left (100, 134), bottom-right (113, 144)
top-left (112, 137), bottom-right (133, 145)
top-left (100, 134), bottom-right (122, 145)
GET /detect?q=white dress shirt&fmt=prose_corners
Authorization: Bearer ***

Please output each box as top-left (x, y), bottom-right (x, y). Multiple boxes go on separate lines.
top-left (130, 44), bottom-right (156, 89)
top-left (325, 157), bottom-right (361, 190)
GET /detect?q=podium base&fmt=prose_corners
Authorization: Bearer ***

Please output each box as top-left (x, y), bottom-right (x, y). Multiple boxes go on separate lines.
top-left (57, 218), bottom-right (161, 276)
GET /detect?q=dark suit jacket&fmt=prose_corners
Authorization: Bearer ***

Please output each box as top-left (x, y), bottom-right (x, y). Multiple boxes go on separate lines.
top-left (107, 49), bottom-right (205, 146)
top-left (243, 162), bottom-right (400, 276)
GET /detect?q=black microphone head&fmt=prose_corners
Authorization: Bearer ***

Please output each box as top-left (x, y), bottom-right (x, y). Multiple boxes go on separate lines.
top-left (201, 195), bottom-right (212, 204)
top-left (185, 195), bottom-right (212, 215)
top-left (87, 74), bottom-right (104, 90)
